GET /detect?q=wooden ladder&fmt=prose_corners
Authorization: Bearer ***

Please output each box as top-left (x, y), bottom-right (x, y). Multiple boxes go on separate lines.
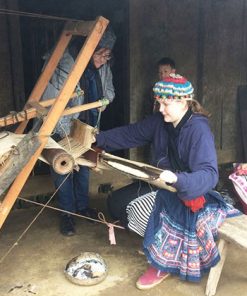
top-left (0, 16), bottom-right (109, 229)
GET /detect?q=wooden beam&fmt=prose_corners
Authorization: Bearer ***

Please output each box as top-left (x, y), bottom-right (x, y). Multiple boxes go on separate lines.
top-left (39, 91), bottom-right (80, 107)
top-left (0, 98), bottom-right (108, 128)
top-left (15, 29), bottom-right (72, 134)
top-left (62, 99), bottom-right (109, 116)
top-left (0, 16), bottom-right (109, 229)
top-left (64, 20), bottom-right (95, 36)
top-left (0, 92), bottom-right (78, 127)
top-left (28, 102), bottom-right (48, 117)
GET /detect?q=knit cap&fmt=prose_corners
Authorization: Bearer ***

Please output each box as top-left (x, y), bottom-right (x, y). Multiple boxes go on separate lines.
top-left (98, 26), bottom-right (116, 50)
top-left (153, 73), bottom-right (194, 100)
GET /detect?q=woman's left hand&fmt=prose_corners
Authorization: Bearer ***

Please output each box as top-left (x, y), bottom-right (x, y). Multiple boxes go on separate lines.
top-left (159, 170), bottom-right (178, 184)
top-left (98, 105), bottom-right (107, 112)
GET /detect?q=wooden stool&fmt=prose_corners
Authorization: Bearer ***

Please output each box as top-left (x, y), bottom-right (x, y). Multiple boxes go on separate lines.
top-left (205, 214), bottom-right (247, 296)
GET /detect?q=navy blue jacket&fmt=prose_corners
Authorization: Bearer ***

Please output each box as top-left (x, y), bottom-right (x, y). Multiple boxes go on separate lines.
top-left (96, 112), bottom-right (218, 201)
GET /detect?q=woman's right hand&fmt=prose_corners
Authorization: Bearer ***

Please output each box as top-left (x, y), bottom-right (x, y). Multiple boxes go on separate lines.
top-left (159, 170), bottom-right (178, 184)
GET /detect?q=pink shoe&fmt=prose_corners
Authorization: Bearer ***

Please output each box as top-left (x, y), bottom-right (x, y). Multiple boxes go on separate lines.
top-left (136, 266), bottom-right (170, 290)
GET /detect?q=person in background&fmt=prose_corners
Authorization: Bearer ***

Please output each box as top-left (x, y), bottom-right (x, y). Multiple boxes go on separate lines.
top-left (79, 27), bottom-right (116, 128)
top-left (95, 73), bottom-right (240, 289)
top-left (153, 57), bottom-right (176, 113)
top-left (41, 26), bottom-right (116, 236)
top-left (157, 57), bottom-right (176, 80)
top-left (98, 61), bottom-right (115, 113)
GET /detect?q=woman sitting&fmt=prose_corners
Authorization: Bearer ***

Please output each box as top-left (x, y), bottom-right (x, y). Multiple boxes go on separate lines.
top-left (96, 73), bottom-right (240, 289)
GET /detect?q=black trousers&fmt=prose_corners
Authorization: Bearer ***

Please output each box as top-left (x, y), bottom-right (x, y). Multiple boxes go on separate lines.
top-left (107, 180), bottom-right (155, 227)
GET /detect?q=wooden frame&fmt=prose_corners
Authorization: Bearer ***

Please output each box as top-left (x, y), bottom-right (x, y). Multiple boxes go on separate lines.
top-left (0, 16), bottom-right (109, 229)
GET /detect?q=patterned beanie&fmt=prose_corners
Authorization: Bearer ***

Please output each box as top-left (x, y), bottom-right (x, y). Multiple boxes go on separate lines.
top-left (153, 73), bottom-right (194, 100)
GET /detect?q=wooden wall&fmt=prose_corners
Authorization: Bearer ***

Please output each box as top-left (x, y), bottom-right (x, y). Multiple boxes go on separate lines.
top-left (0, 0), bottom-right (24, 117)
top-left (129, 0), bottom-right (247, 163)
top-left (0, 0), bottom-right (246, 164)
top-left (19, 0), bottom-right (129, 133)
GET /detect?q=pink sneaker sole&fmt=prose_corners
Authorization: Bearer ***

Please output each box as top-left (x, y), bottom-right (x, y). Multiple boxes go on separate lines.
top-left (136, 271), bottom-right (170, 290)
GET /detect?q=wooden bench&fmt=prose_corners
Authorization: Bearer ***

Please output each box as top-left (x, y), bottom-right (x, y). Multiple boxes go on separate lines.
top-left (205, 214), bottom-right (247, 296)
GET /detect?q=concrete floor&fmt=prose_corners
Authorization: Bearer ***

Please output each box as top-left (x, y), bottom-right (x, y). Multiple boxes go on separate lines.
top-left (0, 169), bottom-right (247, 296)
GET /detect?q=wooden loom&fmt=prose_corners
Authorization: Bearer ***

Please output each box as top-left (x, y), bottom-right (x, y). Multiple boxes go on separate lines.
top-left (1, 16), bottom-right (246, 296)
top-left (0, 16), bottom-right (110, 229)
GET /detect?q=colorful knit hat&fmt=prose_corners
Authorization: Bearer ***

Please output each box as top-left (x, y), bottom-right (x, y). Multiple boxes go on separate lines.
top-left (153, 73), bottom-right (194, 101)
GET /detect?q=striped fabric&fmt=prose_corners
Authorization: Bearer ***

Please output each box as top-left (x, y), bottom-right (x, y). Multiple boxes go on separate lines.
top-left (126, 191), bottom-right (157, 237)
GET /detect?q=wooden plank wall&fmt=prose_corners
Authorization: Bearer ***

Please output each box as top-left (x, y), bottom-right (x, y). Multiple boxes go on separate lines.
top-left (19, 0), bottom-right (128, 135)
top-left (202, 0), bottom-right (247, 163)
top-left (0, 0), bottom-right (25, 116)
top-left (0, 0), bottom-right (15, 117)
top-left (0, 0), bottom-right (245, 163)
top-left (129, 0), bottom-right (247, 164)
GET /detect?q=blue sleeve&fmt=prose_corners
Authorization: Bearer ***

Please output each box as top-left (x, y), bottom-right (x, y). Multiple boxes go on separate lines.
top-left (96, 114), bottom-right (159, 151)
top-left (173, 121), bottom-right (219, 200)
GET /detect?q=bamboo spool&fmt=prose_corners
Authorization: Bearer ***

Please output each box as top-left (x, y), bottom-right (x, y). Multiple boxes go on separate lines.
top-left (42, 148), bottom-right (75, 175)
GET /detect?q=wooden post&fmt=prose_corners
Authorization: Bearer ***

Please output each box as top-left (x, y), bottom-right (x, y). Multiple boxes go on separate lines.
top-left (205, 239), bottom-right (228, 296)
top-left (15, 30), bottom-right (72, 134)
top-left (0, 16), bottom-right (109, 229)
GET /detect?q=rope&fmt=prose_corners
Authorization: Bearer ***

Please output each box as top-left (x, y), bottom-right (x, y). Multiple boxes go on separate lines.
top-left (0, 172), bottom-right (71, 264)
top-left (0, 8), bottom-right (80, 22)
top-left (58, 122), bottom-right (72, 151)
top-left (94, 98), bottom-right (110, 130)
top-left (0, 173), bottom-right (125, 263)
top-left (15, 198), bottom-right (124, 230)
top-left (95, 108), bottom-right (102, 130)
top-left (98, 212), bottom-right (124, 245)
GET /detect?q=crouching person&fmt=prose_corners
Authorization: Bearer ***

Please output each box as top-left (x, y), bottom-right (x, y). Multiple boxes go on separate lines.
top-left (95, 73), bottom-right (240, 289)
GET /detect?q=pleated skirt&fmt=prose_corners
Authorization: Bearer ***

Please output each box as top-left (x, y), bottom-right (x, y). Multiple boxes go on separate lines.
top-left (126, 190), bottom-right (241, 282)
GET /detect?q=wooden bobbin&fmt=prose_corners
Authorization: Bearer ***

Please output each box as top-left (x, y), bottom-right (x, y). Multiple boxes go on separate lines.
top-left (42, 148), bottom-right (75, 175)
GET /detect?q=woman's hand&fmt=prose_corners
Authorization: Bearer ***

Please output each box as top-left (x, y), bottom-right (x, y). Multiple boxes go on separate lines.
top-left (98, 105), bottom-right (107, 112)
top-left (159, 170), bottom-right (178, 184)
top-left (90, 128), bottom-right (98, 145)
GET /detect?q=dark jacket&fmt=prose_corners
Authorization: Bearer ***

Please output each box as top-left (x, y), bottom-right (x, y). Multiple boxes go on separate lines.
top-left (96, 112), bottom-right (218, 200)
top-left (79, 62), bottom-right (103, 126)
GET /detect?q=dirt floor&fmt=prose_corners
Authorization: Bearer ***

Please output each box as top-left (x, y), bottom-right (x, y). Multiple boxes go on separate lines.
top-left (0, 169), bottom-right (247, 296)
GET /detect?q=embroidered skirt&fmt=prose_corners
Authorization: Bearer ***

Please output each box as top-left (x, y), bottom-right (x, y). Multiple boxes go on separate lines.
top-left (126, 190), bottom-right (241, 282)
